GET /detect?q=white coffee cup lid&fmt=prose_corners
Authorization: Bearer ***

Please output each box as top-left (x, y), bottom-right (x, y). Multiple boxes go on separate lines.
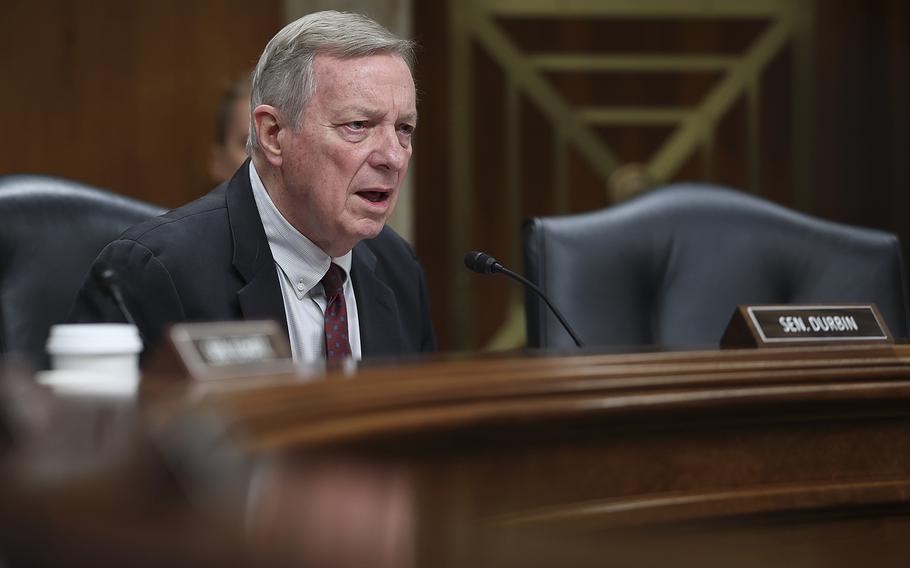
top-left (47, 323), bottom-right (142, 355)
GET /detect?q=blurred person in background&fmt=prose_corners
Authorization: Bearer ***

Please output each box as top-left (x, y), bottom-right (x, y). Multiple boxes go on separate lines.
top-left (209, 76), bottom-right (252, 184)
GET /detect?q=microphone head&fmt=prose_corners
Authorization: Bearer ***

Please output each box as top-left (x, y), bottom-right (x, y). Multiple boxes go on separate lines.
top-left (90, 261), bottom-right (120, 298)
top-left (91, 261), bottom-right (116, 285)
top-left (464, 251), bottom-right (500, 275)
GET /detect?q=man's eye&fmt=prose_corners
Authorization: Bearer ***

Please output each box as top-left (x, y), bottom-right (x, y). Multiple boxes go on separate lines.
top-left (397, 123), bottom-right (415, 135)
top-left (346, 121), bottom-right (367, 130)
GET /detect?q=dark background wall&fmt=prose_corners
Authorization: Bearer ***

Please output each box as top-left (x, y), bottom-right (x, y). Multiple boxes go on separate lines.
top-left (813, 1), bottom-right (909, 237)
top-left (0, 1), bottom-right (906, 352)
top-left (0, 0), bottom-right (280, 208)
top-left (413, 0), bottom-right (910, 351)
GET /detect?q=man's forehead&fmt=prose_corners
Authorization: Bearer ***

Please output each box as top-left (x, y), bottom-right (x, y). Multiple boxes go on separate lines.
top-left (312, 53), bottom-right (416, 113)
top-left (313, 51), bottom-right (413, 81)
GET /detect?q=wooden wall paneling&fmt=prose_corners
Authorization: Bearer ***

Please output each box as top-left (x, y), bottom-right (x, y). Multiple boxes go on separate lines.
top-left (712, 96), bottom-right (750, 191)
top-left (759, 45), bottom-right (795, 207)
top-left (566, 147), bottom-right (607, 214)
top-left (883, 0), bottom-right (910, 249)
top-left (0, 0), bottom-right (281, 208)
top-left (446, 0), bottom-right (475, 350)
top-left (413, 0), bottom-right (454, 351)
top-left (417, 2), bottom-right (811, 351)
top-left (414, 0), bottom-right (908, 352)
top-left (813, 0), bottom-right (910, 280)
top-left (519, 93), bottom-right (556, 221)
top-left (471, 41), bottom-right (510, 347)
top-left (597, 125), bottom-right (675, 168)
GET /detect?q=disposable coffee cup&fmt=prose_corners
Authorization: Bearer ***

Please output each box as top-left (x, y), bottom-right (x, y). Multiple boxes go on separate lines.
top-left (45, 324), bottom-right (142, 395)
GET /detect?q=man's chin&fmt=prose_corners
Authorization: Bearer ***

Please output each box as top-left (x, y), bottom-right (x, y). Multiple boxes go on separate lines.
top-left (346, 219), bottom-right (388, 246)
top-left (358, 222), bottom-right (386, 241)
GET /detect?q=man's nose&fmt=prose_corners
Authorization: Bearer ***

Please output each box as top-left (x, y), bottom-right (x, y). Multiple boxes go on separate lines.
top-left (369, 127), bottom-right (409, 171)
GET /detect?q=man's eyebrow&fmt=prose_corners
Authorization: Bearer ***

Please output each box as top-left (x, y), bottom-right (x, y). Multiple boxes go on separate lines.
top-left (348, 106), bottom-right (380, 117)
top-left (340, 107), bottom-right (418, 123)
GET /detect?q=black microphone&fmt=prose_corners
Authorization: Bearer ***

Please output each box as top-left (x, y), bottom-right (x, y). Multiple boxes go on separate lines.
top-left (463, 251), bottom-right (584, 348)
top-left (91, 262), bottom-right (143, 340)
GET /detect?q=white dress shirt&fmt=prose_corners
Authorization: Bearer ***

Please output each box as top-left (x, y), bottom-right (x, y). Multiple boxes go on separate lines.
top-left (249, 162), bottom-right (362, 363)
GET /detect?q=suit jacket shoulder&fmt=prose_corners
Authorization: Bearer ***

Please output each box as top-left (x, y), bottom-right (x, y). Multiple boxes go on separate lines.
top-left (69, 171), bottom-right (279, 358)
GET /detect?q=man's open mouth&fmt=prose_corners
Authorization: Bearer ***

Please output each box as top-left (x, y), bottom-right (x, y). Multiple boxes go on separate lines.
top-left (357, 190), bottom-right (390, 203)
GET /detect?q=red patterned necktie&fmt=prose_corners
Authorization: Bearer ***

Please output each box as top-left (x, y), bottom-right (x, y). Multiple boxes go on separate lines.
top-left (321, 263), bottom-right (352, 359)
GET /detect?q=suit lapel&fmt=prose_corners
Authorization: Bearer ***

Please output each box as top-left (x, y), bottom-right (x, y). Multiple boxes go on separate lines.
top-left (226, 160), bottom-right (289, 336)
top-left (225, 161), bottom-right (404, 356)
top-left (352, 242), bottom-right (403, 358)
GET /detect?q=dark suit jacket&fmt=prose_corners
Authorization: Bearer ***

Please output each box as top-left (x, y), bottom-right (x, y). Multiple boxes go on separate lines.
top-left (70, 161), bottom-right (436, 361)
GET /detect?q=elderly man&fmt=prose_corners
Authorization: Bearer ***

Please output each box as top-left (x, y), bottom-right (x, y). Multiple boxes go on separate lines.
top-left (71, 11), bottom-right (436, 363)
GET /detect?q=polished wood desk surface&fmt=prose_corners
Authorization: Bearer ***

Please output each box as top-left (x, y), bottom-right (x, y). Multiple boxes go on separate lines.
top-left (3, 344), bottom-right (910, 566)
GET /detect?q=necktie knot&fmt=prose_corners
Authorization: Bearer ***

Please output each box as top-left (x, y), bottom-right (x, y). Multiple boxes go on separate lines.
top-left (321, 264), bottom-right (346, 301)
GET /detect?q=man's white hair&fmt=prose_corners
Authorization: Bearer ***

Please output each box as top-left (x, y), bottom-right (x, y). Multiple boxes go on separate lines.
top-left (246, 10), bottom-right (416, 154)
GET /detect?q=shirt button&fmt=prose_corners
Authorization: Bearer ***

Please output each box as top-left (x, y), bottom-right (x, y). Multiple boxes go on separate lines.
top-left (296, 280), bottom-right (305, 291)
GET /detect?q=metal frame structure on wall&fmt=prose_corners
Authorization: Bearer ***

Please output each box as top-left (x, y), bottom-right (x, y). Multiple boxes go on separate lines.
top-left (449, 0), bottom-right (814, 350)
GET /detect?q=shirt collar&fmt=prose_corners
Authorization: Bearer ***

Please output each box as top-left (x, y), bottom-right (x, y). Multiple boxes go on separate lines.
top-left (249, 161), bottom-right (352, 299)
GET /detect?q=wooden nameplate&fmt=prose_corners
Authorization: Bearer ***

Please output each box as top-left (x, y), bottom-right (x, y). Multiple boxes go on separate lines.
top-left (720, 304), bottom-right (893, 348)
top-left (147, 320), bottom-right (294, 380)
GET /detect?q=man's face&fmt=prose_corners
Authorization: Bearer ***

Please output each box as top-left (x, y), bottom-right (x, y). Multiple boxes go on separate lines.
top-left (277, 52), bottom-right (416, 256)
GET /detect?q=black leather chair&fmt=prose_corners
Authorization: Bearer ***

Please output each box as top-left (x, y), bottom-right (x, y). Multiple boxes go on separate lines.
top-left (524, 183), bottom-right (910, 349)
top-left (0, 175), bottom-right (165, 368)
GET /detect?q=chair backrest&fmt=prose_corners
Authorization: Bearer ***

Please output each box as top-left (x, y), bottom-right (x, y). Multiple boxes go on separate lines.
top-left (524, 183), bottom-right (910, 349)
top-left (0, 175), bottom-right (165, 368)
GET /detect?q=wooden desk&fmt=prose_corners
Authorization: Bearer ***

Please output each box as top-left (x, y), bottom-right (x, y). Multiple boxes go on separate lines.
top-left (4, 345), bottom-right (910, 566)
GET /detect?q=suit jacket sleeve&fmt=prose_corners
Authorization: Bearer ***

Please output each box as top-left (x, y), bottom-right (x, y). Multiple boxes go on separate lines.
top-left (69, 238), bottom-right (186, 360)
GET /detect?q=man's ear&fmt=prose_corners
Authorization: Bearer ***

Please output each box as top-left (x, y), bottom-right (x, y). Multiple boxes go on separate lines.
top-left (252, 105), bottom-right (283, 166)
